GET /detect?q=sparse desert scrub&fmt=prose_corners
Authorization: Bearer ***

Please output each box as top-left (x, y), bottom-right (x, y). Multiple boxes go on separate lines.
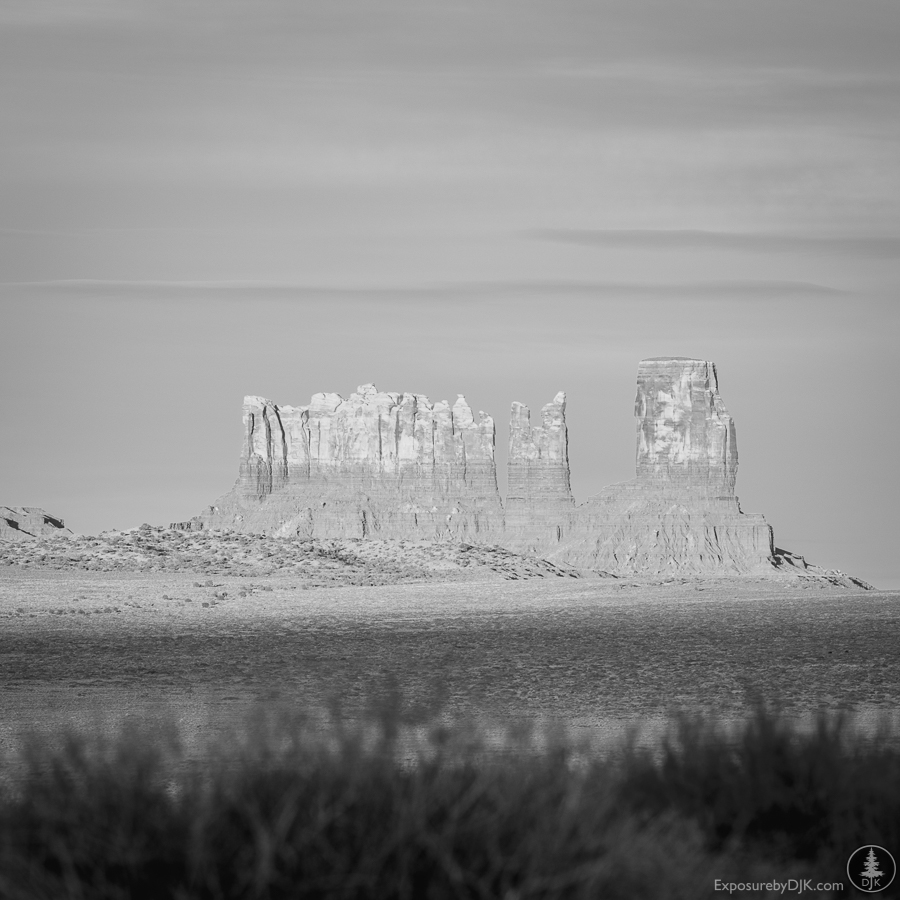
top-left (0, 703), bottom-right (896, 899)
top-left (0, 530), bottom-right (577, 583)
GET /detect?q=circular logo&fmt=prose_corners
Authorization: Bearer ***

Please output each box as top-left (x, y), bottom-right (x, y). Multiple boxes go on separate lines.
top-left (847, 846), bottom-right (896, 893)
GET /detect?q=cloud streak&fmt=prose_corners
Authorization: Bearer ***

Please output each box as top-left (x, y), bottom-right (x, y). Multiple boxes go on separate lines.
top-left (526, 229), bottom-right (900, 259)
top-left (1, 277), bottom-right (850, 300)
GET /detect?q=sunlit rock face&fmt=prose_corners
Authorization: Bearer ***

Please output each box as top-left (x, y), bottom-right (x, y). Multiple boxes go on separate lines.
top-left (185, 385), bottom-right (503, 540)
top-left (547, 357), bottom-right (776, 575)
top-left (504, 392), bottom-right (575, 551)
top-left (175, 359), bottom-right (812, 578)
top-left (634, 358), bottom-right (737, 496)
top-left (0, 507), bottom-right (72, 541)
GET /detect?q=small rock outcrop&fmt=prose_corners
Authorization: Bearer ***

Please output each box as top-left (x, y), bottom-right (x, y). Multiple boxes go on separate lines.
top-left (0, 507), bottom-right (72, 541)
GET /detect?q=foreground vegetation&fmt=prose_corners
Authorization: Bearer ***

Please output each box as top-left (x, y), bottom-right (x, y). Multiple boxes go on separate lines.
top-left (1, 701), bottom-right (897, 899)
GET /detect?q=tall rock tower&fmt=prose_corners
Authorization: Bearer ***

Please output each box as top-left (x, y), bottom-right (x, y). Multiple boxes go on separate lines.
top-left (633, 358), bottom-right (737, 496)
top-left (550, 357), bottom-right (776, 575)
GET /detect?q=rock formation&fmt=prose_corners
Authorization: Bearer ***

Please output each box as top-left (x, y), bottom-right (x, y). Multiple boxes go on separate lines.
top-left (177, 385), bottom-right (504, 540)
top-left (634, 358), bottom-right (737, 496)
top-left (546, 358), bottom-right (775, 575)
top-left (504, 392), bottom-right (575, 551)
top-left (176, 358), bottom-right (844, 580)
top-left (0, 507), bottom-right (72, 541)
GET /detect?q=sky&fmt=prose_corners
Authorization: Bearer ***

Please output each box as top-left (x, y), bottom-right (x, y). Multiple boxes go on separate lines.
top-left (1, 0), bottom-right (898, 587)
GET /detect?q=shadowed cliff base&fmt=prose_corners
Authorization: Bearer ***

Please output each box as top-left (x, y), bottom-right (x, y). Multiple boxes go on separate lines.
top-left (170, 358), bottom-right (869, 585)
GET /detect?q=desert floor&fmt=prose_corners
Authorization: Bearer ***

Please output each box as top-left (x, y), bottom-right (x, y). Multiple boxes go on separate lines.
top-left (2, 548), bottom-right (898, 760)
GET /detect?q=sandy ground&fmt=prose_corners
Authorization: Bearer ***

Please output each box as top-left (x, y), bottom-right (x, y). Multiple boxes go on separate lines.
top-left (2, 533), bottom-right (898, 763)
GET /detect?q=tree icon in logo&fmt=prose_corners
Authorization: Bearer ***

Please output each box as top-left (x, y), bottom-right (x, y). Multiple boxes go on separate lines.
top-left (861, 849), bottom-right (885, 889)
top-left (848, 845), bottom-right (897, 893)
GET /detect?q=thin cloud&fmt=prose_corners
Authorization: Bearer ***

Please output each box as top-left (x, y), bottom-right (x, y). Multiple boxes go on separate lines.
top-left (0, 0), bottom-right (147, 27)
top-left (526, 229), bottom-right (900, 259)
top-left (0, 277), bottom-right (850, 299)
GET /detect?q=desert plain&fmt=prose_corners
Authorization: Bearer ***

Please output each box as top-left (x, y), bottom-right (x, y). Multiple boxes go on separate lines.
top-left (2, 529), bottom-right (898, 763)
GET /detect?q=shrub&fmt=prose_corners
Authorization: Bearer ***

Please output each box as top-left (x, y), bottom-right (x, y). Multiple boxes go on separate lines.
top-left (615, 705), bottom-right (900, 863)
top-left (0, 704), bottom-right (894, 899)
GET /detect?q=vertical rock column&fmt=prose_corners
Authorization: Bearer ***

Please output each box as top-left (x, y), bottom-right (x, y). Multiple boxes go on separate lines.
top-left (505, 391), bottom-right (574, 547)
top-left (239, 396), bottom-right (292, 499)
top-left (418, 394), bottom-right (502, 537)
top-left (634, 357), bottom-right (737, 496)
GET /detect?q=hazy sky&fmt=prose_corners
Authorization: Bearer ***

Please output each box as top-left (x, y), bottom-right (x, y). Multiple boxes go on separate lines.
top-left (2, 0), bottom-right (898, 586)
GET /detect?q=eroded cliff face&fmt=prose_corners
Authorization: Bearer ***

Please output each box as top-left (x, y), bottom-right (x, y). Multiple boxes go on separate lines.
top-left (504, 392), bottom-right (575, 551)
top-left (187, 385), bottom-right (503, 540)
top-left (176, 360), bottom-right (817, 578)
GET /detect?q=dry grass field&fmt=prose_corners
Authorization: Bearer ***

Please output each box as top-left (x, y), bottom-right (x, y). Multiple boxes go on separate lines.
top-left (1, 530), bottom-right (897, 758)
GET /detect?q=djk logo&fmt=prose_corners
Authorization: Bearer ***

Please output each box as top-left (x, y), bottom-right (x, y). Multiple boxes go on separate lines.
top-left (847, 845), bottom-right (896, 893)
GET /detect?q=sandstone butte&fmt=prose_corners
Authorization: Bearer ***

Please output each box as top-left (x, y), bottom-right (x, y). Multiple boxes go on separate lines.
top-left (172, 357), bottom-right (856, 581)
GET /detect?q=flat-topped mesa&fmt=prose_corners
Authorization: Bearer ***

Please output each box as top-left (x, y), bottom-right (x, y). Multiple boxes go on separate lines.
top-left (505, 392), bottom-right (575, 548)
top-left (188, 384), bottom-right (503, 539)
top-left (634, 357), bottom-right (737, 496)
